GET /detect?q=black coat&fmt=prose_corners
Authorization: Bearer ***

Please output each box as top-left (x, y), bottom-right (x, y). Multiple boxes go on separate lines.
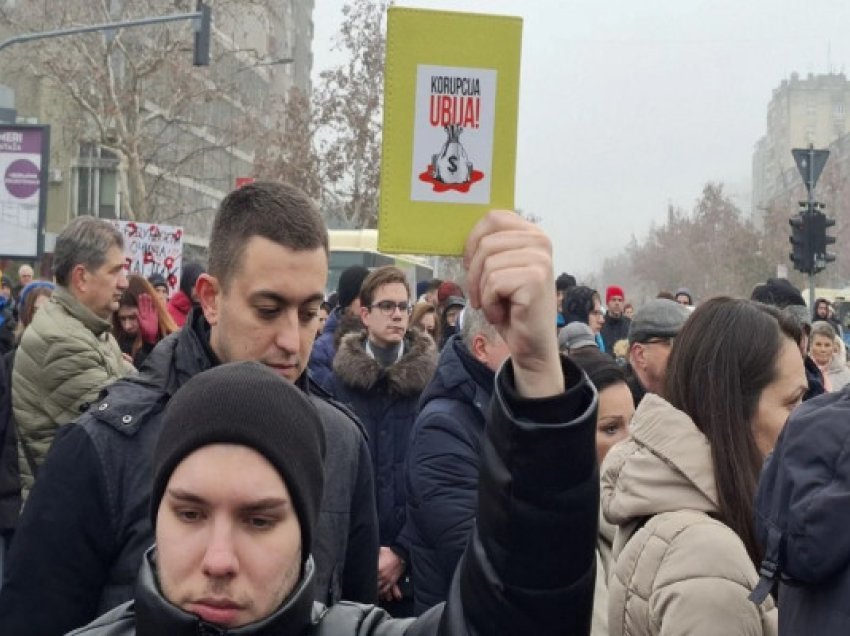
top-left (0, 310), bottom-right (379, 635)
top-left (404, 335), bottom-right (493, 613)
top-left (69, 356), bottom-right (600, 636)
top-left (600, 314), bottom-right (630, 356)
top-left (755, 388), bottom-right (850, 635)
top-left (0, 348), bottom-right (20, 531)
top-left (330, 330), bottom-right (437, 554)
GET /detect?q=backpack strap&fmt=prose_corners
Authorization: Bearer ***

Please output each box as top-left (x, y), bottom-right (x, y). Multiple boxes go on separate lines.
top-left (749, 524), bottom-right (784, 604)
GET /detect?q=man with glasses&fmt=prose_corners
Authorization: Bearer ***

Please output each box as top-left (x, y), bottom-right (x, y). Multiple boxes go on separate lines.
top-left (627, 299), bottom-right (690, 397)
top-left (329, 266), bottom-right (439, 618)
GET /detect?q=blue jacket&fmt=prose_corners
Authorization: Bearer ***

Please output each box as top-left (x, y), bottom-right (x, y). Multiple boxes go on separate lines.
top-left (329, 329), bottom-right (438, 556)
top-left (754, 388), bottom-right (850, 634)
top-left (309, 308), bottom-right (341, 392)
top-left (404, 335), bottom-right (494, 614)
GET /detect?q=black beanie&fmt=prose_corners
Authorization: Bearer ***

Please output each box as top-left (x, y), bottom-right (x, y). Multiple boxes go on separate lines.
top-left (337, 265), bottom-right (370, 310)
top-left (150, 362), bottom-right (326, 561)
top-left (180, 262), bottom-right (206, 297)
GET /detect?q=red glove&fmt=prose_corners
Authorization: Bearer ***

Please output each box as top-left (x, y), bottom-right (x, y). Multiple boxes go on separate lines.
top-left (137, 293), bottom-right (159, 345)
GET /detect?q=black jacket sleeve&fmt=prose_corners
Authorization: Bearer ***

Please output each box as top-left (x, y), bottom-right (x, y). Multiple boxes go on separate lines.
top-left (441, 356), bottom-right (599, 635)
top-left (0, 423), bottom-right (115, 635)
top-left (342, 432), bottom-right (380, 604)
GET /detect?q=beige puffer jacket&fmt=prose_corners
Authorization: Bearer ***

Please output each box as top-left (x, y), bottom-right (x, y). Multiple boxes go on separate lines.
top-left (600, 394), bottom-right (777, 636)
top-left (12, 286), bottom-right (132, 500)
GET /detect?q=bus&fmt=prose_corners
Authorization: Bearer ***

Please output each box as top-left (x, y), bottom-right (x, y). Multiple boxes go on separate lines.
top-left (328, 229), bottom-right (434, 298)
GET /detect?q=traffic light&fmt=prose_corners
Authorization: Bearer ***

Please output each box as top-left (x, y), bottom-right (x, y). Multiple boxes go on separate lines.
top-left (809, 204), bottom-right (837, 274)
top-left (193, 2), bottom-right (211, 66)
top-left (789, 210), bottom-right (812, 274)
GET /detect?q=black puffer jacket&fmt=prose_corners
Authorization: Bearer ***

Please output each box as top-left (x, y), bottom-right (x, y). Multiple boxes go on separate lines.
top-left (0, 310), bottom-right (379, 635)
top-left (755, 388), bottom-right (850, 634)
top-left (69, 357), bottom-right (600, 635)
top-left (404, 335), bottom-right (493, 613)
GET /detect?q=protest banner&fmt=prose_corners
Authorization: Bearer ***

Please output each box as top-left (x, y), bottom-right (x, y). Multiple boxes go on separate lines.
top-left (379, 7), bottom-right (522, 255)
top-left (110, 219), bottom-right (183, 296)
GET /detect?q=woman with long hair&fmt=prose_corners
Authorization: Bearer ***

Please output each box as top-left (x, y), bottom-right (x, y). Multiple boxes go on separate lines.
top-left (112, 275), bottom-right (178, 368)
top-left (410, 301), bottom-right (440, 343)
top-left (602, 298), bottom-right (806, 635)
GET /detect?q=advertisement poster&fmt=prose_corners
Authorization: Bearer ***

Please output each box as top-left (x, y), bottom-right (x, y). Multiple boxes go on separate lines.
top-left (110, 219), bottom-right (184, 296)
top-left (0, 125), bottom-right (49, 258)
top-left (379, 8), bottom-right (522, 256)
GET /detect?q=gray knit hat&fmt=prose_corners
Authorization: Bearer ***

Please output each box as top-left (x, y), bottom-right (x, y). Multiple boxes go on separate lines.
top-left (559, 322), bottom-right (598, 352)
top-left (150, 362), bottom-right (326, 561)
top-left (628, 299), bottom-right (691, 344)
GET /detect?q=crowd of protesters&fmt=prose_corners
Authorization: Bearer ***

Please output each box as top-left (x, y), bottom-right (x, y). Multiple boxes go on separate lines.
top-left (0, 182), bottom-right (849, 634)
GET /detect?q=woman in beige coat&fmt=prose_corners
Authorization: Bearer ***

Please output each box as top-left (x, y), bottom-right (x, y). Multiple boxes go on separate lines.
top-left (602, 298), bottom-right (808, 636)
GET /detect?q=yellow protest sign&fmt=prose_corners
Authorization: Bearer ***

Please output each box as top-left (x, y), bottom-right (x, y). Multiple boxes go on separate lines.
top-left (378, 7), bottom-right (522, 255)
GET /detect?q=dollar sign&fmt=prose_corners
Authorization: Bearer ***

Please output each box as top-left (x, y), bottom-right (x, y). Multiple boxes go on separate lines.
top-left (448, 156), bottom-right (458, 173)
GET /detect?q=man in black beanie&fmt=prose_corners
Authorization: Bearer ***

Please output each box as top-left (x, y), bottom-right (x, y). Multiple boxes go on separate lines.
top-left (70, 211), bottom-right (600, 635)
top-left (309, 265), bottom-right (370, 392)
top-left (0, 182), bottom-right (379, 635)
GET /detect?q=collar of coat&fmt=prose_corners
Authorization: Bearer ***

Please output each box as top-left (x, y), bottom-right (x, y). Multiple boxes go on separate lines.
top-left (52, 285), bottom-right (113, 337)
top-left (133, 548), bottom-right (317, 636)
top-left (333, 328), bottom-right (438, 395)
top-left (601, 393), bottom-right (719, 526)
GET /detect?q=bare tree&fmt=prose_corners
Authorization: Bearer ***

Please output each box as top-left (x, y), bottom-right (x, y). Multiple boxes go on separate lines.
top-left (0, 0), bottom-right (283, 224)
top-left (313, 0), bottom-right (387, 228)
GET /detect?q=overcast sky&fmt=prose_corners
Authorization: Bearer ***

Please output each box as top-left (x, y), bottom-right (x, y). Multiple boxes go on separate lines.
top-left (312, 0), bottom-right (850, 279)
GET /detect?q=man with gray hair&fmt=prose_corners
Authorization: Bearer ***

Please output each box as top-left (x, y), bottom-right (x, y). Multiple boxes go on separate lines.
top-left (402, 306), bottom-right (510, 614)
top-left (12, 215), bottom-right (132, 499)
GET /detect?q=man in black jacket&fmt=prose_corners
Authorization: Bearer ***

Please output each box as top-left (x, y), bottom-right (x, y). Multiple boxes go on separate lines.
top-left (404, 306), bottom-right (509, 613)
top-left (0, 182), bottom-right (379, 635)
top-left (69, 210), bottom-right (599, 636)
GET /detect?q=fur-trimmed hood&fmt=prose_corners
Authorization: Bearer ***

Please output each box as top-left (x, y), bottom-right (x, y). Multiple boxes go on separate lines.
top-left (333, 329), bottom-right (437, 396)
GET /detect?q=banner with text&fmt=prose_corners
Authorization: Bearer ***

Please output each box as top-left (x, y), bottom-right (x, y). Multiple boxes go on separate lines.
top-left (110, 220), bottom-right (184, 296)
top-left (379, 7), bottom-right (522, 255)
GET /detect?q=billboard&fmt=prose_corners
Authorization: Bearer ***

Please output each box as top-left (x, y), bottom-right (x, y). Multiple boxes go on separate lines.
top-left (110, 219), bottom-right (184, 297)
top-left (0, 124), bottom-right (50, 259)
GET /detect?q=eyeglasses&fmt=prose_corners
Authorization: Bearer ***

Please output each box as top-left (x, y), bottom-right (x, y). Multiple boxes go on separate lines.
top-left (642, 337), bottom-right (673, 346)
top-left (370, 300), bottom-right (412, 316)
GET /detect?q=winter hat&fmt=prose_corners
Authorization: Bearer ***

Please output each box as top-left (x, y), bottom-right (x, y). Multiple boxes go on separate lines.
top-left (147, 273), bottom-right (168, 290)
top-left (443, 296), bottom-right (466, 311)
top-left (629, 299), bottom-right (691, 344)
top-left (750, 278), bottom-right (806, 310)
top-left (337, 265), bottom-right (370, 310)
top-left (18, 280), bottom-right (55, 314)
top-left (674, 287), bottom-right (693, 305)
top-left (606, 285), bottom-right (625, 304)
top-left (150, 362), bottom-right (326, 561)
top-left (179, 262), bottom-right (205, 298)
top-left (437, 281), bottom-right (464, 306)
top-left (559, 321), bottom-right (598, 352)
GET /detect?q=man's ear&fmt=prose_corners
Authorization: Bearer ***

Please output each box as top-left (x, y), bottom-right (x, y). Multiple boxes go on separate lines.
top-left (196, 273), bottom-right (221, 325)
top-left (470, 334), bottom-right (489, 365)
top-left (629, 343), bottom-right (645, 369)
top-left (69, 264), bottom-right (88, 295)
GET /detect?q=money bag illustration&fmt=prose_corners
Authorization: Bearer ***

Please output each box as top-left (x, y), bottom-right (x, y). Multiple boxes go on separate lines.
top-left (431, 125), bottom-right (473, 184)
